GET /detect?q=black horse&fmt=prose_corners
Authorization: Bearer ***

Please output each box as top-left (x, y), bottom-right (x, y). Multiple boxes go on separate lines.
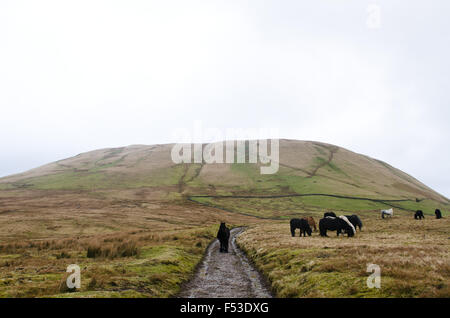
top-left (319, 216), bottom-right (355, 237)
top-left (435, 209), bottom-right (442, 219)
top-left (324, 211), bottom-right (337, 218)
top-left (414, 210), bottom-right (425, 220)
top-left (345, 215), bottom-right (363, 231)
top-left (217, 222), bottom-right (230, 253)
top-left (290, 218), bottom-right (312, 237)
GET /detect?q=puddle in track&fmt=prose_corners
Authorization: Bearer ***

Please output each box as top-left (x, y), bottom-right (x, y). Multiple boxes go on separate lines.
top-left (178, 227), bottom-right (273, 298)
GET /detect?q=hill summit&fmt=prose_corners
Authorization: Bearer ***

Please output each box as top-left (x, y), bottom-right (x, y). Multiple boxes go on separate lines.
top-left (0, 140), bottom-right (448, 214)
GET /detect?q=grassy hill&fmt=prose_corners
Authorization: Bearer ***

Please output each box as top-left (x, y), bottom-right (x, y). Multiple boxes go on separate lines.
top-left (0, 140), bottom-right (448, 298)
top-left (1, 140), bottom-right (448, 217)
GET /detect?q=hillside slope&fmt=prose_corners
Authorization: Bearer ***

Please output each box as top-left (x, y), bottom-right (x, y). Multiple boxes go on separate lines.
top-left (0, 140), bottom-right (448, 215)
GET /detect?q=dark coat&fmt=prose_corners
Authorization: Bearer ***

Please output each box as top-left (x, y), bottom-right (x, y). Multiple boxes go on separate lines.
top-left (345, 215), bottom-right (363, 231)
top-left (319, 216), bottom-right (354, 237)
top-left (290, 218), bottom-right (312, 237)
top-left (414, 210), bottom-right (424, 220)
top-left (435, 209), bottom-right (442, 219)
top-left (324, 212), bottom-right (337, 218)
top-left (217, 223), bottom-right (230, 253)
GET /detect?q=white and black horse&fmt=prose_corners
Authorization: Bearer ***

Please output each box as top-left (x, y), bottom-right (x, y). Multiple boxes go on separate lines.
top-left (324, 211), bottom-right (337, 218)
top-left (381, 208), bottom-right (393, 219)
top-left (319, 216), bottom-right (355, 237)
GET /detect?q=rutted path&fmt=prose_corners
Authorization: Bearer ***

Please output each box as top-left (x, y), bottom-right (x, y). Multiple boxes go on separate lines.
top-left (178, 228), bottom-right (272, 298)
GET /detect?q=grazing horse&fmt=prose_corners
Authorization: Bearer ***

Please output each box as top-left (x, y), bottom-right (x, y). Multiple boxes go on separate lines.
top-left (304, 216), bottom-right (317, 232)
top-left (381, 208), bottom-right (393, 219)
top-left (217, 222), bottom-right (230, 253)
top-left (345, 215), bottom-right (363, 231)
top-left (290, 218), bottom-right (312, 237)
top-left (414, 210), bottom-right (425, 220)
top-left (319, 216), bottom-right (355, 237)
top-left (435, 209), bottom-right (442, 219)
top-left (324, 211), bottom-right (337, 218)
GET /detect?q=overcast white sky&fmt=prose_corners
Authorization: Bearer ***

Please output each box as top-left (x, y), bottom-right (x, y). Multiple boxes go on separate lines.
top-left (0, 0), bottom-right (449, 197)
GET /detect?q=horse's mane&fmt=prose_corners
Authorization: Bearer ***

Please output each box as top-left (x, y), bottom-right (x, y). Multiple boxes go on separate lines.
top-left (346, 215), bottom-right (362, 227)
top-left (338, 215), bottom-right (355, 234)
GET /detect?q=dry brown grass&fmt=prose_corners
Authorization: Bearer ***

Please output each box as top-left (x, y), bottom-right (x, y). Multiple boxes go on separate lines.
top-left (0, 189), bottom-right (267, 297)
top-left (237, 211), bottom-right (450, 298)
top-left (86, 240), bottom-right (140, 259)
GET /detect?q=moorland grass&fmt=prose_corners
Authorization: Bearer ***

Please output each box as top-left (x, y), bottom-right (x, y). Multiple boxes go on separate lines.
top-left (0, 226), bottom-right (219, 297)
top-left (0, 140), bottom-right (448, 298)
top-left (237, 211), bottom-right (450, 298)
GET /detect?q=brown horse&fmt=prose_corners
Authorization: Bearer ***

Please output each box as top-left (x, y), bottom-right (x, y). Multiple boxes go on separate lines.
top-left (303, 217), bottom-right (317, 232)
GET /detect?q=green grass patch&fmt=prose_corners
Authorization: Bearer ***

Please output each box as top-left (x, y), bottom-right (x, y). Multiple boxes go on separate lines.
top-left (15, 165), bottom-right (186, 190)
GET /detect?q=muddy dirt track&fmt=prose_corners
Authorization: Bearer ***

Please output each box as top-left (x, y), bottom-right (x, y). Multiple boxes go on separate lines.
top-left (178, 227), bottom-right (272, 298)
